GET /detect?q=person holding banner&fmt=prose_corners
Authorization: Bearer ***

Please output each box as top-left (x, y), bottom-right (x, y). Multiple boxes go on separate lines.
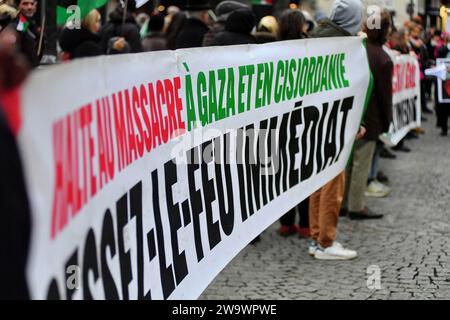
top-left (0, 29), bottom-right (30, 299)
top-left (346, 9), bottom-right (393, 221)
top-left (277, 9), bottom-right (310, 238)
top-left (308, 0), bottom-right (363, 260)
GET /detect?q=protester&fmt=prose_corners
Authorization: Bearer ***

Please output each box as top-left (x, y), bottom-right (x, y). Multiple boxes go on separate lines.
top-left (409, 22), bottom-right (432, 115)
top-left (435, 35), bottom-right (450, 136)
top-left (175, 0), bottom-right (210, 49)
top-left (345, 9), bottom-right (393, 220)
top-left (59, 9), bottom-right (102, 60)
top-left (203, 0), bottom-right (248, 47)
top-left (308, 0), bottom-right (364, 260)
top-left (8, 0), bottom-right (41, 67)
top-left (136, 12), bottom-right (150, 39)
top-left (163, 5), bottom-right (181, 34)
top-left (210, 7), bottom-right (256, 46)
top-left (142, 13), bottom-right (167, 52)
top-left (310, 0), bottom-right (362, 38)
top-left (100, 0), bottom-right (142, 54)
top-left (253, 15), bottom-right (278, 44)
top-left (0, 29), bottom-right (30, 300)
top-left (278, 9), bottom-right (308, 40)
top-left (276, 9), bottom-right (310, 238)
top-left (166, 11), bottom-right (187, 50)
top-left (0, 1), bottom-right (16, 31)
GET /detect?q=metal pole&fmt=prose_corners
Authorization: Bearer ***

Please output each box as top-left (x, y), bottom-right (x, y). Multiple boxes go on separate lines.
top-left (43, 0), bottom-right (58, 63)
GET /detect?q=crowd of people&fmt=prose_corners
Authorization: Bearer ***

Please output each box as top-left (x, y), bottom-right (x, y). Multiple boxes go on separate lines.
top-left (0, 0), bottom-right (449, 298)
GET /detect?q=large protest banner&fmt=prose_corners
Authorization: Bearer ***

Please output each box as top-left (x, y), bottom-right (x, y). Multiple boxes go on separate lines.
top-left (436, 58), bottom-right (450, 103)
top-left (17, 38), bottom-right (371, 299)
top-left (384, 49), bottom-right (421, 146)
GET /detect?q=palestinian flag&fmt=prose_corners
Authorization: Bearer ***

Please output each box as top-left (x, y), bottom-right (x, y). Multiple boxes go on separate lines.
top-left (57, 0), bottom-right (108, 25)
top-left (16, 14), bottom-right (29, 32)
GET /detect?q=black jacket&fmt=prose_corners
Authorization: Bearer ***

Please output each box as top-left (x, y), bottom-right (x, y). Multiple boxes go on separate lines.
top-left (0, 109), bottom-right (31, 299)
top-left (175, 18), bottom-right (209, 49)
top-left (8, 14), bottom-right (41, 68)
top-left (101, 9), bottom-right (142, 53)
top-left (142, 32), bottom-right (167, 52)
top-left (59, 27), bottom-right (102, 59)
top-left (210, 8), bottom-right (256, 46)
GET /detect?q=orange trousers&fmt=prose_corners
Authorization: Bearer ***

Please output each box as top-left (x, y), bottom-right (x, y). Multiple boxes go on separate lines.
top-left (309, 171), bottom-right (345, 248)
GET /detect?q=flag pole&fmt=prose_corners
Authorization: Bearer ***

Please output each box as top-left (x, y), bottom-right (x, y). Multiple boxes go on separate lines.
top-left (37, 13), bottom-right (46, 57)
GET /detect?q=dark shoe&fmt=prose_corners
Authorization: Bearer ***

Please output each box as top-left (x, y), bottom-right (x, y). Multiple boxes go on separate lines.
top-left (380, 148), bottom-right (397, 159)
top-left (377, 171), bottom-right (389, 183)
top-left (441, 131), bottom-right (448, 137)
top-left (250, 235), bottom-right (261, 245)
top-left (349, 208), bottom-right (383, 220)
top-left (423, 108), bottom-right (433, 114)
top-left (421, 116), bottom-right (428, 122)
top-left (278, 225), bottom-right (298, 237)
top-left (340, 207), bottom-right (348, 217)
top-left (392, 145), bottom-right (411, 152)
top-left (298, 227), bottom-right (310, 238)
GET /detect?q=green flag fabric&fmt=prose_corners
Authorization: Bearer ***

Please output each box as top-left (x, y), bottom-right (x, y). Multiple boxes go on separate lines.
top-left (57, 0), bottom-right (108, 25)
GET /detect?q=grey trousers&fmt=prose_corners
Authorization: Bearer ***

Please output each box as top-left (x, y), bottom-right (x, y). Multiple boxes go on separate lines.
top-left (345, 140), bottom-right (376, 212)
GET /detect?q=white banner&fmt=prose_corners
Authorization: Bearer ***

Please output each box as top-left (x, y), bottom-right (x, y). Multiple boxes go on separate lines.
top-left (384, 49), bottom-right (421, 146)
top-left (18, 38), bottom-right (370, 300)
top-left (436, 58), bottom-right (450, 104)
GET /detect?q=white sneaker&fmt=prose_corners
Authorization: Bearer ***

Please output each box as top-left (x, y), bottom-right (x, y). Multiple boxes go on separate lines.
top-left (309, 241), bottom-right (343, 256)
top-left (314, 242), bottom-right (358, 260)
top-left (365, 180), bottom-right (390, 198)
top-left (308, 241), bottom-right (318, 256)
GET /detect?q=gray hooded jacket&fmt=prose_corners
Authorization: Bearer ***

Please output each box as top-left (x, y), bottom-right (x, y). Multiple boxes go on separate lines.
top-left (329, 0), bottom-right (364, 36)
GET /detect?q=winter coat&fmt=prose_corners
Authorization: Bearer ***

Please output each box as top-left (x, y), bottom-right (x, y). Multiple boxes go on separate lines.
top-left (175, 18), bottom-right (209, 49)
top-left (8, 14), bottom-right (41, 68)
top-left (142, 32), bottom-right (167, 52)
top-left (210, 8), bottom-right (256, 46)
top-left (100, 9), bottom-right (142, 53)
top-left (59, 27), bottom-right (102, 60)
top-left (364, 39), bottom-right (394, 140)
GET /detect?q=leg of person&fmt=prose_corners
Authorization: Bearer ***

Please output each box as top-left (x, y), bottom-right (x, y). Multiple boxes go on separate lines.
top-left (308, 190), bottom-right (321, 255)
top-left (279, 208), bottom-right (297, 236)
top-left (317, 172), bottom-right (345, 249)
top-left (342, 160), bottom-right (353, 217)
top-left (297, 198), bottom-right (310, 238)
top-left (313, 172), bottom-right (357, 260)
top-left (443, 105), bottom-right (449, 136)
top-left (347, 140), bottom-right (383, 219)
top-left (368, 141), bottom-right (382, 182)
top-left (367, 142), bottom-right (390, 198)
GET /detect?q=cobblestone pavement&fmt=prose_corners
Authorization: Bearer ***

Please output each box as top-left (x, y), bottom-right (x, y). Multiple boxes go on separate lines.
top-left (200, 114), bottom-right (450, 300)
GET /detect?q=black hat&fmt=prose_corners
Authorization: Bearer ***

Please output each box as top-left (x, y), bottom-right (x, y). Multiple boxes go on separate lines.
top-left (183, 0), bottom-right (212, 10)
top-left (215, 1), bottom-right (248, 22)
